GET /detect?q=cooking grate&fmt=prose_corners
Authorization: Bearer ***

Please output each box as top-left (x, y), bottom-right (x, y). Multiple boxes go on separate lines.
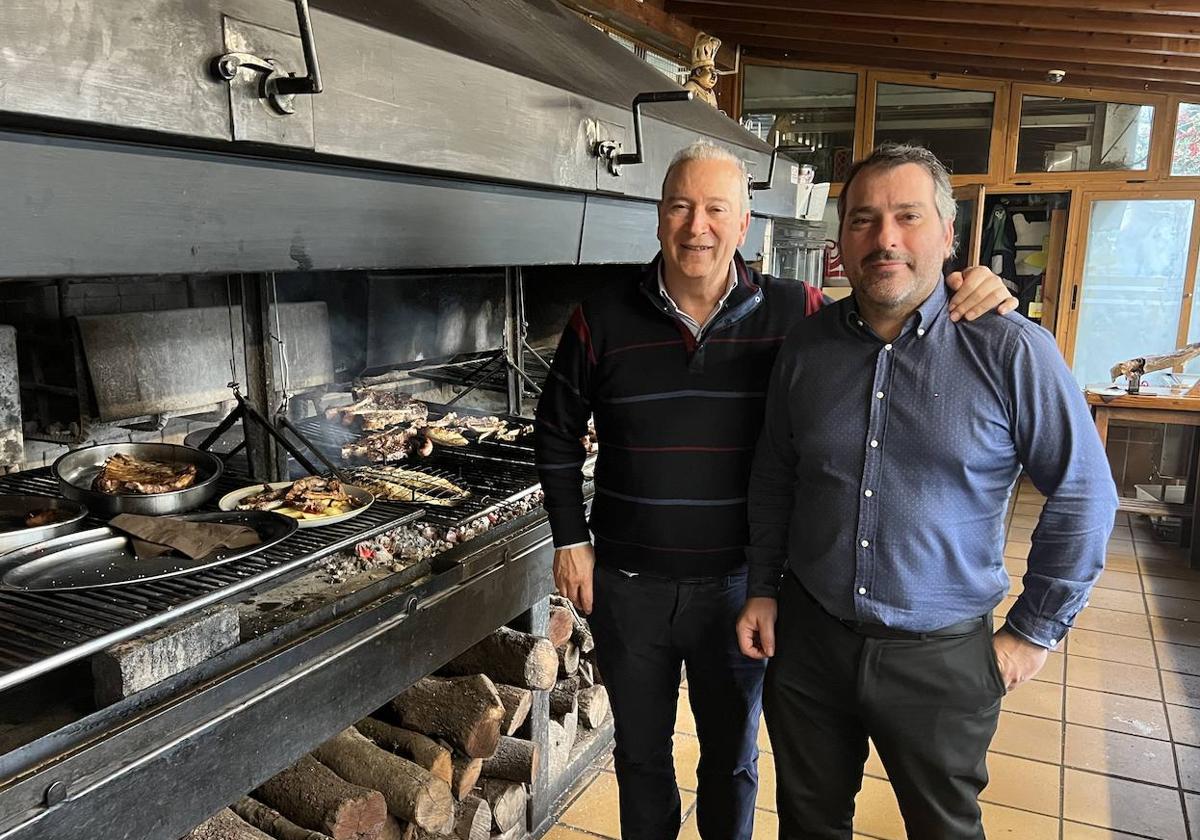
top-left (0, 469), bottom-right (422, 692)
top-left (408, 347), bottom-right (553, 396)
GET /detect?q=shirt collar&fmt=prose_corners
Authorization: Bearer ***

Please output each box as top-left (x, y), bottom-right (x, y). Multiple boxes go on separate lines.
top-left (843, 277), bottom-right (950, 339)
top-left (656, 261), bottom-right (738, 320)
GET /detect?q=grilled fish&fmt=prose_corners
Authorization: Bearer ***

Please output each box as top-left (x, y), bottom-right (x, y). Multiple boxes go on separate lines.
top-left (348, 466), bottom-right (471, 507)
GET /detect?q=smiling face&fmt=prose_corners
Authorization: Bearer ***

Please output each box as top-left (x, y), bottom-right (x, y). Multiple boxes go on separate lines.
top-left (657, 157), bottom-right (750, 289)
top-left (839, 162), bottom-right (954, 314)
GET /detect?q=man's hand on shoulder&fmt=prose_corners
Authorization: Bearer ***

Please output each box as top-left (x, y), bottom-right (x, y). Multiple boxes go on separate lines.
top-left (736, 597), bottom-right (778, 660)
top-left (946, 266), bottom-right (1018, 322)
top-left (993, 625), bottom-right (1049, 691)
top-left (554, 544), bottom-right (595, 615)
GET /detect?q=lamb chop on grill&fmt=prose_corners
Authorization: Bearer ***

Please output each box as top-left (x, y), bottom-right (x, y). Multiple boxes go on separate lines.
top-left (341, 424), bottom-right (433, 463)
top-left (92, 453), bottom-right (198, 495)
top-left (325, 390), bottom-right (428, 428)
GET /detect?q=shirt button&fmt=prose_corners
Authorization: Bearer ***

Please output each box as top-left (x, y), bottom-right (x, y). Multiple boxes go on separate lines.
top-left (860, 539), bottom-right (869, 548)
top-left (876, 391), bottom-right (884, 399)
top-left (870, 440), bottom-right (879, 448)
top-left (856, 319), bottom-right (864, 327)
top-left (857, 587), bottom-right (867, 595)
top-left (884, 343), bottom-right (893, 351)
top-left (917, 327), bottom-right (926, 337)
top-left (864, 489), bottom-right (873, 497)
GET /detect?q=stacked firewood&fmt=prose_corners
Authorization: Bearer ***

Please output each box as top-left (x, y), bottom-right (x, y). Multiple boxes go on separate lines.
top-left (545, 596), bottom-right (609, 784)
top-left (183, 622), bottom-right (598, 840)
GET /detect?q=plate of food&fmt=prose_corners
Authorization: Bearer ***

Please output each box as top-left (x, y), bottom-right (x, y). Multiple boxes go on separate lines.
top-left (218, 476), bottom-right (373, 528)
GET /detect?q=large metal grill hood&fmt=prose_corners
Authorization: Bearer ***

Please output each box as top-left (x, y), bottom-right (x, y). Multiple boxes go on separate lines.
top-left (0, 0), bottom-right (797, 279)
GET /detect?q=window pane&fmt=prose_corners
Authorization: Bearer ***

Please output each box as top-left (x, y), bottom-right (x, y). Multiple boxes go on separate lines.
top-left (1018, 96), bottom-right (1153, 173)
top-left (1172, 102), bottom-right (1200, 176)
top-left (1072, 199), bottom-right (1195, 387)
top-left (873, 83), bottom-right (993, 175)
top-left (742, 66), bottom-right (857, 182)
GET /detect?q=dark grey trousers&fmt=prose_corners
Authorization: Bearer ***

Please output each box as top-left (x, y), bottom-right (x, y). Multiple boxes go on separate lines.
top-left (764, 574), bottom-right (1005, 840)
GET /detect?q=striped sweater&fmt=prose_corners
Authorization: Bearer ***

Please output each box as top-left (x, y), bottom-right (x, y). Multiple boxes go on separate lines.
top-left (534, 252), bottom-right (824, 578)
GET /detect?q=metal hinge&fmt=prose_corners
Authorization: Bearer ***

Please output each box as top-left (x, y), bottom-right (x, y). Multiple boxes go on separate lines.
top-left (211, 0), bottom-right (323, 116)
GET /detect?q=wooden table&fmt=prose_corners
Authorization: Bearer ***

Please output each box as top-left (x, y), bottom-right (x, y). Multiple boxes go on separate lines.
top-left (1087, 386), bottom-right (1200, 567)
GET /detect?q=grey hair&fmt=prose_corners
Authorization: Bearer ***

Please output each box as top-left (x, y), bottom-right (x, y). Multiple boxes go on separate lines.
top-left (837, 143), bottom-right (958, 255)
top-left (662, 141), bottom-right (750, 213)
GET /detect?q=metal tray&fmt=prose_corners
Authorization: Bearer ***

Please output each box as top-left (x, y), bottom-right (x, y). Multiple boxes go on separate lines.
top-left (53, 442), bottom-right (225, 517)
top-left (0, 511), bottom-right (297, 591)
top-left (0, 495), bottom-right (88, 554)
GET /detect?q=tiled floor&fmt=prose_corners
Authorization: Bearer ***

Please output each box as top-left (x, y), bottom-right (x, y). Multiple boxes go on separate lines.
top-left (547, 478), bottom-right (1200, 839)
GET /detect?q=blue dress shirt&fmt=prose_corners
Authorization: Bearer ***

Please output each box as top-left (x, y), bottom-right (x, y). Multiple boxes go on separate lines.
top-left (746, 280), bottom-right (1118, 648)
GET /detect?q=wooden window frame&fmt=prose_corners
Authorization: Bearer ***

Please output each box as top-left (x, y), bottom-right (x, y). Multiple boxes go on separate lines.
top-left (739, 58), bottom-right (868, 186)
top-left (1006, 83), bottom-right (1170, 184)
top-left (863, 70), bottom-right (1009, 187)
top-left (1164, 97), bottom-right (1200, 183)
top-left (1057, 186), bottom-right (1200, 375)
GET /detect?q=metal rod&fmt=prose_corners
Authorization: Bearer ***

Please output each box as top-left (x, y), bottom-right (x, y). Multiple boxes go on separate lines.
top-left (277, 414), bottom-right (348, 481)
top-left (616, 90), bottom-right (694, 167)
top-left (270, 0), bottom-right (323, 96)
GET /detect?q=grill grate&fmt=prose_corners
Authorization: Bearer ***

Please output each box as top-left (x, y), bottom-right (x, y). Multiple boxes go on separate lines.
top-left (0, 469), bottom-right (423, 692)
top-left (408, 347), bottom-right (553, 396)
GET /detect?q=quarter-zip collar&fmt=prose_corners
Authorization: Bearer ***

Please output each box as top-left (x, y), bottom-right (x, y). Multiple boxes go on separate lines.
top-left (640, 251), bottom-right (764, 350)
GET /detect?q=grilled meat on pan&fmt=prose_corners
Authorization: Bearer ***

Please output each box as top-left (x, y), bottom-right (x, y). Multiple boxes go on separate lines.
top-left (92, 453), bottom-right (198, 495)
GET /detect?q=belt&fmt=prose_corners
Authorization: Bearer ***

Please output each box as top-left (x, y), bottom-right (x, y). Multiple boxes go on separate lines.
top-left (838, 615), bottom-right (986, 641)
top-left (601, 565), bottom-right (743, 585)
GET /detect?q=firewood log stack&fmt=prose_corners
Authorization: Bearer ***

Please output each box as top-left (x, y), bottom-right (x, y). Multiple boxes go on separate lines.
top-left (181, 620), bottom-right (603, 840)
top-left (546, 596), bottom-right (610, 785)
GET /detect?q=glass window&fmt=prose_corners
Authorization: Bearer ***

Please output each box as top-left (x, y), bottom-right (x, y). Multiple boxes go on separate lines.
top-left (1072, 199), bottom-right (1195, 387)
top-left (1172, 102), bottom-right (1200, 176)
top-left (742, 66), bottom-right (857, 182)
top-left (1018, 96), bottom-right (1153, 173)
top-left (873, 83), bottom-right (994, 175)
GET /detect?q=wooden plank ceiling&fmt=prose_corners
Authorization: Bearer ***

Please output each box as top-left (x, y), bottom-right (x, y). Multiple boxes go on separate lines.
top-left (664, 0), bottom-right (1200, 96)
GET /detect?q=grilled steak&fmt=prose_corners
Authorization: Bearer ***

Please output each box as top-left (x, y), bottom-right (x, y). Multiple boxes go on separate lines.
top-left (341, 425), bottom-right (432, 463)
top-left (325, 390), bottom-right (428, 427)
top-left (92, 453), bottom-right (198, 495)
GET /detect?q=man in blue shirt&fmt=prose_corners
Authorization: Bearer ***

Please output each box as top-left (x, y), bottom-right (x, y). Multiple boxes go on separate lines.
top-left (736, 143), bottom-right (1117, 839)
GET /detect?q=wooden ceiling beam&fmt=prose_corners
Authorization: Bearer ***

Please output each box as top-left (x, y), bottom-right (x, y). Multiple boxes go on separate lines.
top-left (743, 46), bottom-right (1200, 95)
top-left (684, 9), bottom-right (1200, 57)
top-left (558, 0), bottom-right (739, 68)
top-left (701, 22), bottom-right (1200, 76)
top-left (733, 34), bottom-right (1200, 87)
top-left (665, 0), bottom-right (1200, 39)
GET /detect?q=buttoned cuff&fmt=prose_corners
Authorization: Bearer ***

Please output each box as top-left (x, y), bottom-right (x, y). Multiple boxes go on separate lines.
top-left (746, 568), bottom-right (786, 600)
top-left (1003, 599), bottom-right (1070, 650)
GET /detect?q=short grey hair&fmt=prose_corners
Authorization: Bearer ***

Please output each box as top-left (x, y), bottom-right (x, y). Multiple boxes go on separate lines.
top-left (837, 143), bottom-right (957, 250)
top-left (662, 141), bottom-right (750, 213)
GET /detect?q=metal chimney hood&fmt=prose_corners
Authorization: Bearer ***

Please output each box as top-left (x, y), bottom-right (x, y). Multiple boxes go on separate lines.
top-left (0, 0), bottom-right (797, 279)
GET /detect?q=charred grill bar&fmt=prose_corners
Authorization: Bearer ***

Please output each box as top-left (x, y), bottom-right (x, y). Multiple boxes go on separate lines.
top-left (0, 1), bottom-right (802, 838)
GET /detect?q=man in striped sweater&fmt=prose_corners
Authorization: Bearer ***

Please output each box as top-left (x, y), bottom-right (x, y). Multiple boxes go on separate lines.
top-left (534, 142), bottom-right (1014, 840)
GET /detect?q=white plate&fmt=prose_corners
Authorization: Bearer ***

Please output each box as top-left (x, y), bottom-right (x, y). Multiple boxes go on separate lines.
top-left (218, 481), bottom-right (374, 529)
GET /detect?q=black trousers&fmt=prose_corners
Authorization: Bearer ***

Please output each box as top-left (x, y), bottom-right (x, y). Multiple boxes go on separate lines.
top-left (589, 563), bottom-right (767, 840)
top-left (764, 574), bottom-right (1005, 840)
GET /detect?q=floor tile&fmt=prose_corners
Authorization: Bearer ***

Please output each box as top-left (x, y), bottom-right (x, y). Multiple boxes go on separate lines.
top-left (1103, 555), bottom-right (1139, 573)
top-left (1151, 616), bottom-right (1200, 648)
top-left (981, 752), bottom-right (1061, 816)
top-left (1072, 607), bottom-right (1151, 639)
top-left (1094, 569), bottom-right (1143, 593)
top-left (1185, 792), bottom-right (1200, 839)
top-left (1009, 513), bottom-right (1040, 529)
top-left (1161, 670), bottom-right (1200, 708)
top-left (980, 802), bottom-right (1059, 839)
top-left (558, 771), bottom-right (624, 837)
top-left (1168, 703), bottom-right (1200, 746)
top-left (676, 689), bottom-right (695, 736)
top-left (1064, 723), bottom-right (1177, 786)
top-left (1176, 742), bottom-right (1200, 792)
top-left (544, 828), bottom-right (603, 840)
top-left (990, 711), bottom-right (1062, 764)
top-left (864, 738), bottom-right (888, 780)
top-left (1062, 768), bottom-right (1187, 840)
top-left (853, 775), bottom-right (904, 840)
top-left (1067, 628), bottom-right (1155, 666)
top-left (1008, 527), bottom-right (1034, 543)
top-left (755, 750), bottom-right (776, 812)
top-left (1003, 679), bottom-right (1063, 720)
top-left (1085, 587), bottom-right (1147, 614)
top-left (1144, 575), bottom-right (1200, 601)
top-left (1157, 641), bottom-right (1200, 676)
top-left (1062, 822), bottom-right (1155, 839)
top-left (1139, 559), bottom-right (1200, 582)
top-left (1003, 541), bottom-right (1030, 561)
top-left (675, 732), bottom-right (699, 792)
top-left (1136, 542), bottom-right (1190, 563)
top-left (757, 716), bottom-right (771, 754)
top-left (1065, 686), bottom-right (1169, 740)
top-left (1034, 651), bottom-right (1066, 684)
top-left (1146, 594), bottom-right (1200, 622)
top-left (1066, 657), bottom-right (1162, 701)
